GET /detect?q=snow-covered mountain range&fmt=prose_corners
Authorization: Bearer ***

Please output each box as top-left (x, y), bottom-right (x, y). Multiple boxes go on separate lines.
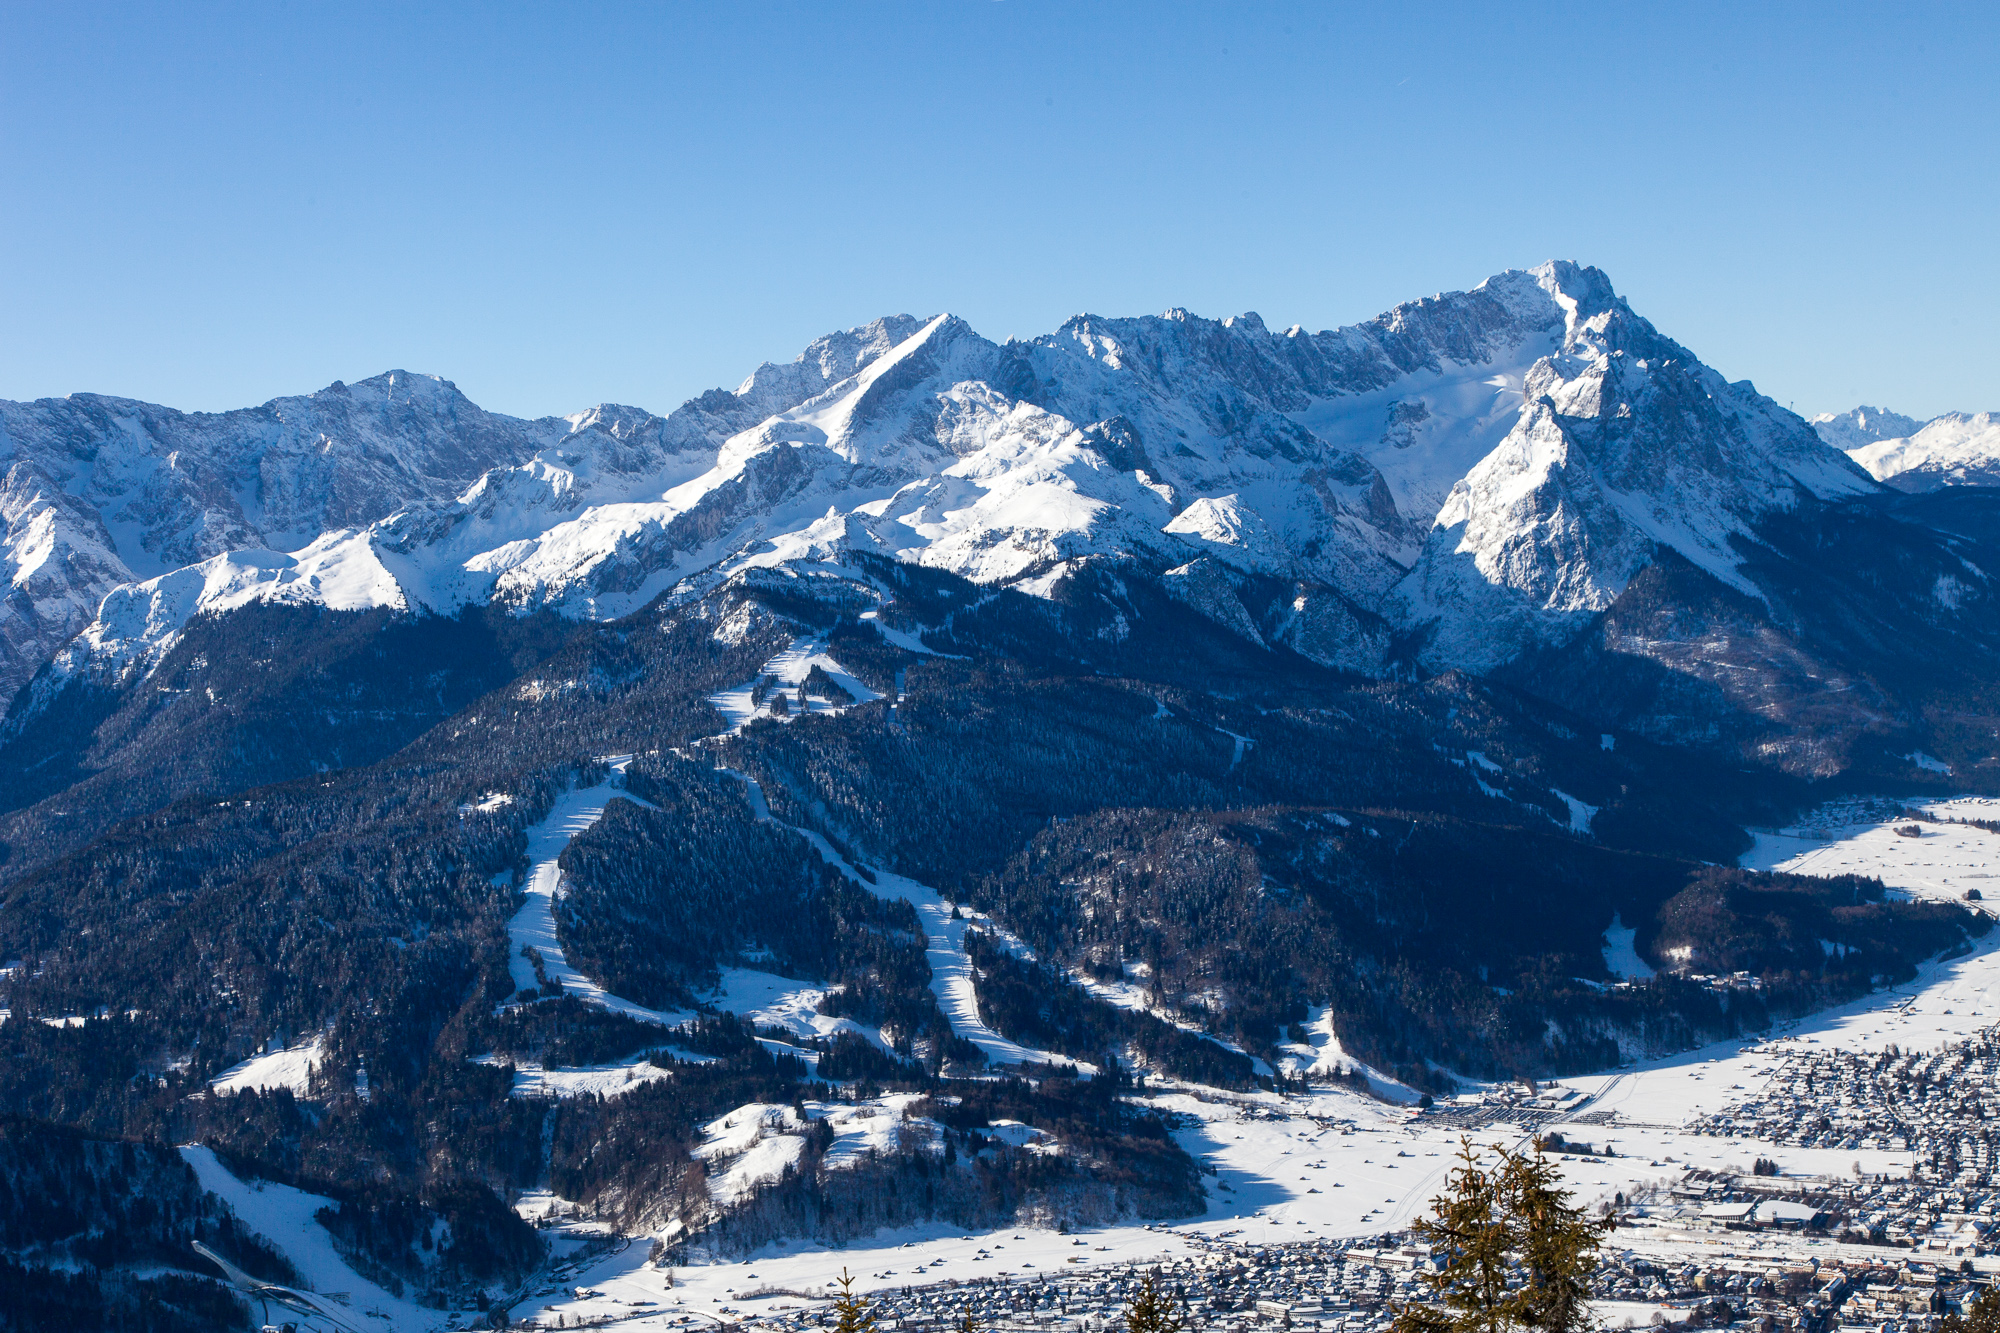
top-left (1814, 406), bottom-right (2000, 491)
top-left (0, 373), bottom-right (557, 701)
top-left (0, 262), bottom-right (1909, 706)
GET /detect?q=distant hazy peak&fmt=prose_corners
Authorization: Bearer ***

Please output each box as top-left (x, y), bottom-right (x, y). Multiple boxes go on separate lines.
top-left (1838, 410), bottom-right (2000, 492)
top-left (1812, 405), bottom-right (1926, 453)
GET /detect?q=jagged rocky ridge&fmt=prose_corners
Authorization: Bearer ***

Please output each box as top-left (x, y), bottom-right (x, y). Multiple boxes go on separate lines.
top-left (1816, 405), bottom-right (2000, 492)
top-left (6, 261), bottom-right (1893, 716)
top-left (0, 373), bottom-right (554, 702)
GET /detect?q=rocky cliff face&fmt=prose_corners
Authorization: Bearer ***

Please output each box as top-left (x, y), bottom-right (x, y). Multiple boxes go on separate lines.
top-left (1395, 263), bottom-right (1876, 671)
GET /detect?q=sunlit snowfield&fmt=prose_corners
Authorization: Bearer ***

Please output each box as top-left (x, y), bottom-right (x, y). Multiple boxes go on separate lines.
top-left (201, 796), bottom-right (2000, 1331)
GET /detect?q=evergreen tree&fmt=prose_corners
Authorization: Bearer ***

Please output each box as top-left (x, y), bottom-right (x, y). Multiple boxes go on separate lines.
top-left (833, 1269), bottom-right (877, 1333)
top-left (1501, 1144), bottom-right (1610, 1333)
top-left (1393, 1138), bottom-right (1514, 1333)
top-left (1126, 1269), bottom-right (1188, 1333)
top-left (1394, 1138), bottom-right (1609, 1333)
top-left (1942, 1286), bottom-right (2000, 1333)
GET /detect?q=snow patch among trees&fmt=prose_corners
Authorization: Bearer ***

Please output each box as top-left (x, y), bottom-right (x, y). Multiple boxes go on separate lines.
top-left (1600, 913), bottom-right (1655, 981)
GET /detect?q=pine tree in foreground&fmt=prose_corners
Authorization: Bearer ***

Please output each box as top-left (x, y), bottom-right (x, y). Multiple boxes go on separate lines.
top-left (833, 1269), bottom-right (878, 1333)
top-left (1394, 1138), bottom-right (1514, 1333)
top-left (1503, 1143), bottom-right (1611, 1333)
top-left (1126, 1269), bottom-right (1188, 1333)
top-left (1943, 1286), bottom-right (2000, 1333)
top-left (1391, 1137), bottom-right (1609, 1333)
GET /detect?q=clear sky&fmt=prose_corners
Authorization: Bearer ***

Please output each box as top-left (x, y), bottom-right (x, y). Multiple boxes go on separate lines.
top-left (2, 2), bottom-right (1994, 422)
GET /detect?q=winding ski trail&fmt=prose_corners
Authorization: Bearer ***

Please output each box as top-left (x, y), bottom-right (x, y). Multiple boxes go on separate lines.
top-left (501, 634), bottom-right (1076, 1073)
top-left (717, 766), bottom-right (1088, 1073)
top-left (500, 755), bottom-right (682, 1026)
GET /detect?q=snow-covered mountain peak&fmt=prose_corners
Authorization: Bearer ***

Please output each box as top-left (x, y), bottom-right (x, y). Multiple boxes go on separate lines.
top-left (1833, 410), bottom-right (2000, 492)
top-left (1526, 259), bottom-right (1620, 322)
top-left (730, 314), bottom-right (936, 419)
top-left (1395, 267), bottom-right (1877, 671)
top-left (735, 313), bottom-right (987, 468)
top-left (308, 367), bottom-right (460, 403)
top-left (0, 371), bottom-right (572, 701)
top-left (1811, 405), bottom-right (1925, 453)
top-left (561, 402), bottom-right (665, 441)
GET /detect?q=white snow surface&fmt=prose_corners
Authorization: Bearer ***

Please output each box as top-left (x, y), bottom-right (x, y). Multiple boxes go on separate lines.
top-left (480, 1052), bottom-right (675, 1100)
top-left (500, 756), bottom-right (686, 1026)
top-left (1740, 795), bottom-right (2000, 905)
top-left (705, 964), bottom-right (892, 1060)
top-left (1553, 788), bottom-right (1599, 834)
top-left (706, 634), bottom-right (881, 733)
top-left (1601, 913), bottom-right (1656, 981)
top-left (1273, 1004), bottom-right (1422, 1102)
top-left (692, 1096), bottom-right (953, 1209)
top-left (1835, 410), bottom-right (2000, 491)
top-left (211, 1037), bottom-right (325, 1096)
top-left (181, 1144), bottom-right (431, 1330)
top-left (0, 370), bottom-right (690, 703)
top-left (1289, 284), bottom-right (1561, 526)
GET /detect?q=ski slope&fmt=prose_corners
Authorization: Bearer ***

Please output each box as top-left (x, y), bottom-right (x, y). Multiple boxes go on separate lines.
top-left (718, 765), bottom-right (1088, 1073)
top-left (496, 630), bottom-right (1071, 1083)
top-left (182, 1145), bottom-right (430, 1331)
top-left (500, 756), bottom-right (684, 1025)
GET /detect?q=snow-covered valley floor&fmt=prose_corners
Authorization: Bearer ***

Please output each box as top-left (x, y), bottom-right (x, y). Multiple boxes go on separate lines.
top-left (415, 795), bottom-right (2000, 1332)
top-left (211, 774), bottom-right (2000, 1332)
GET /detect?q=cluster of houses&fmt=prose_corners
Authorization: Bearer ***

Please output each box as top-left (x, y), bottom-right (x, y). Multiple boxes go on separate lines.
top-left (622, 1223), bottom-right (1994, 1333)
top-left (492, 1019), bottom-right (2000, 1333)
top-left (1692, 1026), bottom-right (2000, 1206)
top-left (1648, 1168), bottom-right (1991, 1256)
top-left (1587, 1246), bottom-right (1987, 1333)
top-left (486, 1177), bottom-right (1998, 1333)
top-left (735, 1234), bottom-right (1446, 1333)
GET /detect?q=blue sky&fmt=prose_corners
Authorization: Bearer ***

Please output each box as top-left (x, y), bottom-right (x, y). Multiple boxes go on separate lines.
top-left (2, 2), bottom-right (1994, 421)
